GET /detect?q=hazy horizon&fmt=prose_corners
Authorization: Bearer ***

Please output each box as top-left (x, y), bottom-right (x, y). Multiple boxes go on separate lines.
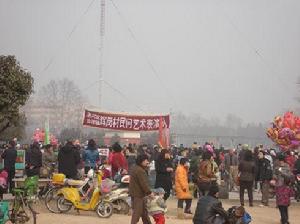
top-left (1, 0), bottom-right (300, 123)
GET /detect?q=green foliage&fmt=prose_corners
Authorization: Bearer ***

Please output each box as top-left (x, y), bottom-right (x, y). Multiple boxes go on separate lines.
top-left (0, 55), bottom-right (34, 137)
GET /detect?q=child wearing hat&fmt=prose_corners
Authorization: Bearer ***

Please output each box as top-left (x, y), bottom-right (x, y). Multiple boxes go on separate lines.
top-left (147, 187), bottom-right (167, 224)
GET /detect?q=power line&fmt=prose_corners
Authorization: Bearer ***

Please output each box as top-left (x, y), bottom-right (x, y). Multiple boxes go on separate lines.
top-left (214, 0), bottom-right (295, 93)
top-left (109, 0), bottom-right (178, 109)
top-left (102, 80), bottom-right (146, 112)
top-left (80, 79), bottom-right (146, 112)
top-left (40, 0), bottom-right (97, 75)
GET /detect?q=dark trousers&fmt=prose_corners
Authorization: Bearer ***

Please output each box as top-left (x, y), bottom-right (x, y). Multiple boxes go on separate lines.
top-left (163, 189), bottom-right (171, 201)
top-left (278, 206), bottom-right (289, 224)
top-left (7, 169), bottom-right (15, 193)
top-left (131, 197), bottom-right (151, 224)
top-left (240, 181), bottom-right (253, 206)
top-left (177, 199), bottom-right (192, 212)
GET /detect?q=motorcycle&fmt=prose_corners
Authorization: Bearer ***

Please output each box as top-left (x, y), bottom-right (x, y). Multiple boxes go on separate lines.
top-left (56, 168), bottom-right (113, 218)
top-left (108, 175), bottom-right (131, 215)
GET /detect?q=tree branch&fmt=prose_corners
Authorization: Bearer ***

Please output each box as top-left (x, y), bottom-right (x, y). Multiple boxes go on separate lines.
top-left (0, 121), bottom-right (10, 134)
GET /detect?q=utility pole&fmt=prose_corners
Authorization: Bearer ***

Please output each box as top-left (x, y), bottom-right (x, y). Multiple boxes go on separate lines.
top-left (99, 0), bottom-right (105, 108)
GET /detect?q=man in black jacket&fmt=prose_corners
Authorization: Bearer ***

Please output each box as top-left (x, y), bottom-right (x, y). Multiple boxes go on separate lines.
top-left (256, 151), bottom-right (273, 206)
top-left (193, 184), bottom-right (228, 224)
top-left (25, 142), bottom-right (42, 177)
top-left (58, 141), bottom-right (80, 179)
top-left (1, 140), bottom-right (17, 192)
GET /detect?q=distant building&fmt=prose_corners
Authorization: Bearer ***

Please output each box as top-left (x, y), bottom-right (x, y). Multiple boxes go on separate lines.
top-left (104, 132), bottom-right (141, 146)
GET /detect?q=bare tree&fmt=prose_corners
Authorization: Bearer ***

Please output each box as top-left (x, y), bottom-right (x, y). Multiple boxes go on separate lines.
top-left (25, 78), bottom-right (86, 136)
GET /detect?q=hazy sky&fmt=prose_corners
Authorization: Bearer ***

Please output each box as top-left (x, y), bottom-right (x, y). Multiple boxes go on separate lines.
top-left (1, 0), bottom-right (300, 123)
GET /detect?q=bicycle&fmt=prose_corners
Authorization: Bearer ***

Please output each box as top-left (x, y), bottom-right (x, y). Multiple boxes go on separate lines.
top-left (10, 176), bottom-right (39, 224)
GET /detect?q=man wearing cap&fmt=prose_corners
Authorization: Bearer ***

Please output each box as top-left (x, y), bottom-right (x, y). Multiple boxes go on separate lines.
top-left (129, 154), bottom-right (153, 224)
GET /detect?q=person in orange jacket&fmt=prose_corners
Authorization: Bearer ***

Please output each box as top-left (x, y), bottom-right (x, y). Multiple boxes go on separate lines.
top-left (175, 157), bottom-right (192, 219)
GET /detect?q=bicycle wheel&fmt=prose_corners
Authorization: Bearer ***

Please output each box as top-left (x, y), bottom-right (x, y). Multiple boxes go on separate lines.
top-left (44, 187), bottom-right (61, 213)
top-left (11, 203), bottom-right (36, 224)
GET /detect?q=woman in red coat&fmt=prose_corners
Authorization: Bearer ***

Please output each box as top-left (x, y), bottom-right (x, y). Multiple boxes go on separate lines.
top-left (111, 142), bottom-right (128, 178)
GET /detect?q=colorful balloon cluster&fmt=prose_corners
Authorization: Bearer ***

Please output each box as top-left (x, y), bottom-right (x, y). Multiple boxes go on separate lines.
top-left (267, 112), bottom-right (300, 151)
top-left (32, 128), bottom-right (58, 146)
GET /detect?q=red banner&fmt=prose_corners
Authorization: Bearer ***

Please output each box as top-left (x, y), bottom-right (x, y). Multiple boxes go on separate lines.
top-left (83, 109), bottom-right (170, 132)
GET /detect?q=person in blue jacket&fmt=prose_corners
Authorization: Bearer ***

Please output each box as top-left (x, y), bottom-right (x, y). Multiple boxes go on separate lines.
top-left (83, 139), bottom-right (99, 174)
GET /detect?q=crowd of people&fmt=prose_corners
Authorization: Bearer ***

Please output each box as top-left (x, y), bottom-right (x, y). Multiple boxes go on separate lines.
top-left (0, 139), bottom-right (300, 224)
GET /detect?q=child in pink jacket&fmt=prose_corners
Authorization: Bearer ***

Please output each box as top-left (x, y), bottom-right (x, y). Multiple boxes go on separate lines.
top-left (275, 178), bottom-right (294, 224)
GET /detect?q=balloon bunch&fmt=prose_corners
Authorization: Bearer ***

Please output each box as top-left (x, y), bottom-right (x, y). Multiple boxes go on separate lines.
top-left (267, 111), bottom-right (300, 151)
top-left (32, 128), bottom-right (58, 146)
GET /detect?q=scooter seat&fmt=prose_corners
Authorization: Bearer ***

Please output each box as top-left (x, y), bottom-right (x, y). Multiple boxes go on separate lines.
top-left (65, 179), bottom-right (85, 186)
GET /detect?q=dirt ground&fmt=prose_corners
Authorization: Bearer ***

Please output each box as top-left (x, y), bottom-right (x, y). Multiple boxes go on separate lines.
top-left (35, 197), bottom-right (300, 224)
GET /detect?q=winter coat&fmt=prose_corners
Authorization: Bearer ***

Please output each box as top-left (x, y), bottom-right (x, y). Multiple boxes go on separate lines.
top-left (275, 185), bottom-right (294, 206)
top-left (25, 147), bottom-right (43, 177)
top-left (147, 195), bottom-right (167, 215)
top-left (1, 148), bottom-right (17, 171)
top-left (111, 152), bottom-right (128, 178)
top-left (26, 147), bottom-right (42, 168)
top-left (256, 158), bottom-right (273, 181)
top-left (175, 164), bottom-right (192, 199)
top-left (198, 160), bottom-right (216, 183)
top-left (126, 152), bottom-right (137, 173)
top-left (58, 143), bottom-right (80, 179)
top-left (83, 147), bottom-right (99, 168)
top-left (224, 153), bottom-right (238, 171)
top-left (274, 163), bottom-right (293, 187)
top-left (238, 160), bottom-right (255, 182)
top-left (193, 195), bottom-right (228, 224)
top-left (129, 165), bottom-right (151, 198)
top-left (154, 158), bottom-right (173, 191)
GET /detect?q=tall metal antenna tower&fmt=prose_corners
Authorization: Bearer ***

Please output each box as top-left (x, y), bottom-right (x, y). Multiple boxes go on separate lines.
top-left (99, 0), bottom-right (105, 108)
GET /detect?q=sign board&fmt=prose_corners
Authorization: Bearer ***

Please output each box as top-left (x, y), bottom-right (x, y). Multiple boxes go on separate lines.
top-left (98, 148), bottom-right (110, 157)
top-left (83, 109), bottom-right (170, 132)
